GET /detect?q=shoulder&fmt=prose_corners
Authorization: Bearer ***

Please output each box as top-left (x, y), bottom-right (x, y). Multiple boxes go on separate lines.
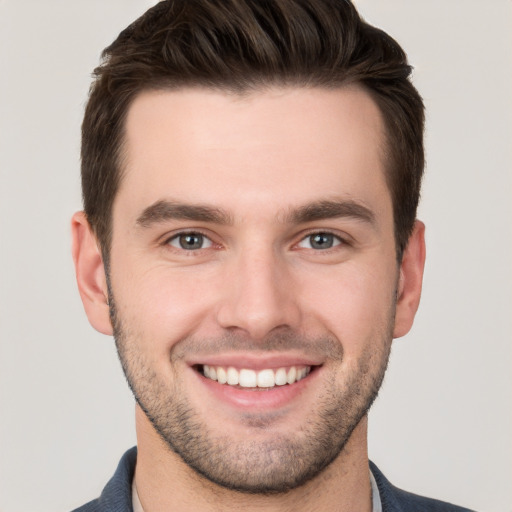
top-left (370, 461), bottom-right (477, 512)
top-left (71, 447), bottom-right (137, 512)
top-left (72, 502), bottom-right (100, 512)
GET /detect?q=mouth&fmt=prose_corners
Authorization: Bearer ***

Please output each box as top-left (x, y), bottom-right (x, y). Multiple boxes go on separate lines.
top-left (196, 364), bottom-right (316, 389)
top-left (189, 358), bottom-right (323, 410)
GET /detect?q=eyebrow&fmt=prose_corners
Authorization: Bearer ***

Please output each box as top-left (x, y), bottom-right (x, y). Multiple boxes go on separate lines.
top-left (286, 199), bottom-right (376, 226)
top-left (136, 200), bottom-right (233, 227)
top-left (136, 198), bottom-right (376, 228)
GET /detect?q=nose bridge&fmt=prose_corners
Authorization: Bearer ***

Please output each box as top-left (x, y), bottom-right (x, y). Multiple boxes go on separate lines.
top-left (216, 241), bottom-right (300, 339)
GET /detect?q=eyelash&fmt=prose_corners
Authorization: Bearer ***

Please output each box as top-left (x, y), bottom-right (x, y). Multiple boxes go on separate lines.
top-left (162, 229), bottom-right (350, 254)
top-left (164, 230), bottom-right (217, 252)
top-left (295, 231), bottom-right (347, 251)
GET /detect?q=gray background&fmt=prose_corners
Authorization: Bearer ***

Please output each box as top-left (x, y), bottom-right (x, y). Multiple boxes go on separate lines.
top-left (0, 1), bottom-right (510, 511)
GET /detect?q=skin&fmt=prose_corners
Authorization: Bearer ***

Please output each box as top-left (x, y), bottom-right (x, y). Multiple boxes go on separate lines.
top-left (72, 86), bottom-right (425, 511)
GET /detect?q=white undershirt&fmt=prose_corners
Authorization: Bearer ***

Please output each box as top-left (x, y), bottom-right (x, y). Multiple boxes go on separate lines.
top-left (132, 470), bottom-right (382, 511)
top-left (132, 480), bottom-right (144, 512)
top-left (370, 469), bottom-right (383, 512)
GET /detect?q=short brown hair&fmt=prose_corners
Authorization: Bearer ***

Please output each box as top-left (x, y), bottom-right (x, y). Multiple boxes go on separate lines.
top-left (81, 0), bottom-right (424, 261)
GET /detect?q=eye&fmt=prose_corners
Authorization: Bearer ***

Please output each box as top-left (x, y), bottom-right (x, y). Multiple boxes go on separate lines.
top-left (167, 232), bottom-right (213, 250)
top-left (297, 232), bottom-right (342, 250)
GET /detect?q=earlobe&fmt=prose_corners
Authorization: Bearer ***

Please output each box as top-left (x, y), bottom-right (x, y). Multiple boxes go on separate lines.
top-left (71, 211), bottom-right (113, 335)
top-left (393, 220), bottom-right (426, 339)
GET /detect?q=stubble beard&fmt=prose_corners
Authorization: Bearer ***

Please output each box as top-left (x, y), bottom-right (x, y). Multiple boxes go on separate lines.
top-left (109, 294), bottom-right (394, 495)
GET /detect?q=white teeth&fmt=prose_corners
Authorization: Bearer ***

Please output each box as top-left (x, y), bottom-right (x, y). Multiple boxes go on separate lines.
top-left (227, 366), bottom-right (239, 385)
top-left (202, 364), bottom-right (312, 388)
top-left (275, 367), bottom-right (288, 386)
top-left (217, 367), bottom-right (227, 384)
top-left (239, 369), bottom-right (257, 388)
top-left (257, 369), bottom-right (275, 388)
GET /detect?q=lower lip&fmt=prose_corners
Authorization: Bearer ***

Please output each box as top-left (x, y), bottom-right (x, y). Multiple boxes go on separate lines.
top-left (193, 368), bottom-right (320, 410)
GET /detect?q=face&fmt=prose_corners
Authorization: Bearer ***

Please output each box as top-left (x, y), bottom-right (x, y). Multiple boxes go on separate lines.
top-left (106, 86), bottom-right (402, 493)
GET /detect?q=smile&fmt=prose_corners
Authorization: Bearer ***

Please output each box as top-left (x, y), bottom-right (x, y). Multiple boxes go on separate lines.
top-left (201, 365), bottom-right (312, 388)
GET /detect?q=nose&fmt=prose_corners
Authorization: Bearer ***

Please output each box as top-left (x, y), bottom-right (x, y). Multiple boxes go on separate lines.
top-left (216, 247), bottom-right (301, 341)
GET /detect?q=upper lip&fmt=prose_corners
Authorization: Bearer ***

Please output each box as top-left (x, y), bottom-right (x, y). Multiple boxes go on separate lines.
top-left (186, 352), bottom-right (324, 371)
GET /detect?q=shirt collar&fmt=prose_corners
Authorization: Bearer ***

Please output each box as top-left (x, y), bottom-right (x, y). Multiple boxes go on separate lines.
top-left (132, 470), bottom-right (382, 511)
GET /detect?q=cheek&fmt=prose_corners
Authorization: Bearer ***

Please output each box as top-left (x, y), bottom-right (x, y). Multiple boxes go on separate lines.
top-left (298, 260), bottom-right (397, 346)
top-left (110, 262), bottom-right (222, 349)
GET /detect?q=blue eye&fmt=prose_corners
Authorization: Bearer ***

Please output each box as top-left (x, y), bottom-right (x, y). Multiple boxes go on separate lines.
top-left (168, 232), bottom-right (213, 250)
top-left (298, 232), bottom-right (342, 250)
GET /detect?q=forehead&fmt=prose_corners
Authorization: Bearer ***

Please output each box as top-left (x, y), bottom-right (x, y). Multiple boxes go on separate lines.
top-left (117, 86), bottom-right (390, 221)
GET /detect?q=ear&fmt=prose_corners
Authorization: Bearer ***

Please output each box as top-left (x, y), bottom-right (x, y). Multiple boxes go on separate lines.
top-left (393, 220), bottom-right (426, 339)
top-left (71, 211), bottom-right (113, 335)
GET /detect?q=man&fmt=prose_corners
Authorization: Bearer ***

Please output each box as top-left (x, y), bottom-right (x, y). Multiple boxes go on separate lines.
top-left (71, 1), bottom-right (474, 510)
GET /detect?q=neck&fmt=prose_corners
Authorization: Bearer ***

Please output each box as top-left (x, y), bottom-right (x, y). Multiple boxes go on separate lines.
top-left (134, 405), bottom-right (372, 512)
